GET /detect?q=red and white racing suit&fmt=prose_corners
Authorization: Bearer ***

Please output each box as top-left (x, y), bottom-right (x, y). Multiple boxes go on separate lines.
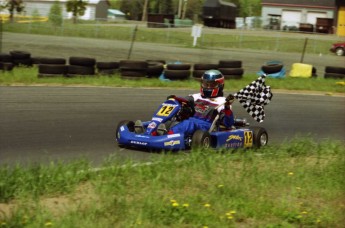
top-left (169, 93), bottom-right (234, 135)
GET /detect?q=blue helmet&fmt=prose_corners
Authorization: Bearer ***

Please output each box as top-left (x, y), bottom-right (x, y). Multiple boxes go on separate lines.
top-left (200, 70), bottom-right (225, 98)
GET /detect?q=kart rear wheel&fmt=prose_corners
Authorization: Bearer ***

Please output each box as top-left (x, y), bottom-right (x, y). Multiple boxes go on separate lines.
top-left (116, 120), bottom-right (134, 148)
top-left (251, 127), bottom-right (268, 148)
top-left (191, 130), bottom-right (211, 150)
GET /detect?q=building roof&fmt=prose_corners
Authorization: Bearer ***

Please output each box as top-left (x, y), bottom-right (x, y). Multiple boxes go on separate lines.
top-left (262, 0), bottom-right (335, 8)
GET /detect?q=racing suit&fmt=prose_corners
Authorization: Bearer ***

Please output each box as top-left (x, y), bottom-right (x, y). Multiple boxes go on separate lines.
top-left (169, 93), bottom-right (234, 135)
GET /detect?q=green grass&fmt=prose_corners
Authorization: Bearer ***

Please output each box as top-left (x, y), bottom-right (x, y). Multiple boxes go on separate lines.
top-left (2, 21), bottom-right (338, 55)
top-left (1, 66), bottom-right (344, 94)
top-left (0, 138), bottom-right (344, 227)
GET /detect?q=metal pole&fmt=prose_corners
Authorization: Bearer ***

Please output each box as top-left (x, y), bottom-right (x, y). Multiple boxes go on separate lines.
top-left (127, 25), bottom-right (138, 60)
top-left (0, 18), bottom-right (2, 53)
top-left (300, 37), bottom-right (308, 63)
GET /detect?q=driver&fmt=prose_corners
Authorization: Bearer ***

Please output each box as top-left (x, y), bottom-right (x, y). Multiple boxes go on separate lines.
top-left (159, 69), bottom-right (235, 135)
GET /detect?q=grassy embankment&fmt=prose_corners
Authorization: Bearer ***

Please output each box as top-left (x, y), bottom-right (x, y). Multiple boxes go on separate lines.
top-left (1, 67), bottom-right (345, 94)
top-left (0, 138), bottom-right (344, 227)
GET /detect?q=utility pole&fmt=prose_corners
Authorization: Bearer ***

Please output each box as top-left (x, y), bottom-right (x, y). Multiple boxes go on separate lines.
top-left (141, 0), bottom-right (149, 21)
top-left (178, 0), bottom-right (183, 19)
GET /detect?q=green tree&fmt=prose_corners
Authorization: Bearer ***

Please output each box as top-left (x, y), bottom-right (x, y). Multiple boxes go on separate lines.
top-left (49, 1), bottom-right (63, 27)
top-left (1, 0), bottom-right (25, 23)
top-left (66, 0), bottom-right (87, 24)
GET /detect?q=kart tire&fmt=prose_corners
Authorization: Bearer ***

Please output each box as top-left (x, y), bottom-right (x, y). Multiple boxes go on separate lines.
top-left (164, 70), bottom-right (191, 80)
top-left (10, 50), bottom-right (31, 59)
top-left (67, 65), bottom-right (95, 76)
top-left (96, 61), bottom-right (119, 69)
top-left (261, 64), bottom-right (283, 74)
top-left (116, 120), bottom-right (134, 148)
top-left (250, 127), bottom-right (268, 148)
top-left (0, 53), bottom-right (13, 62)
top-left (119, 60), bottom-right (148, 70)
top-left (38, 64), bottom-right (68, 75)
top-left (0, 62), bottom-right (14, 71)
top-left (39, 57), bottom-right (66, 65)
top-left (218, 68), bottom-right (244, 75)
top-left (191, 130), bottom-right (211, 149)
top-left (223, 74), bottom-right (243, 80)
top-left (325, 66), bottom-right (345, 75)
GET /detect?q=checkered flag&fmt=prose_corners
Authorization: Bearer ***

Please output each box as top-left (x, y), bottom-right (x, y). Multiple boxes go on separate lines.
top-left (234, 74), bottom-right (273, 122)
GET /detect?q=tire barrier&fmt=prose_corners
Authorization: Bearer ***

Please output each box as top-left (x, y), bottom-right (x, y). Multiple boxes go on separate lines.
top-left (146, 61), bottom-right (164, 78)
top-left (119, 60), bottom-right (148, 79)
top-left (164, 63), bottom-right (191, 80)
top-left (218, 60), bottom-right (243, 79)
top-left (324, 66), bottom-right (345, 79)
top-left (0, 62), bottom-right (14, 71)
top-left (38, 64), bottom-right (68, 78)
top-left (192, 63), bottom-right (218, 80)
top-left (10, 50), bottom-right (32, 67)
top-left (68, 56), bottom-right (96, 77)
top-left (96, 61), bottom-right (119, 75)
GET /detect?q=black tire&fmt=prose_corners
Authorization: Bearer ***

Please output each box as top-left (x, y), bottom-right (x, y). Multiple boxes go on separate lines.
top-left (119, 60), bottom-right (148, 70)
top-left (164, 70), bottom-right (190, 80)
top-left (218, 60), bottom-right (242, 68)
top-left (69, 57), bottom-right (96, 67)
top-left (324, 73), bottom-right (345, 79)
top-left (96, 61), bottom-right (119, 69)
top-left (0, 62), bottom-right (14, 71)
top-left (219, 68), bottom-right (244, 75)
top-left (250, 127), bottom-right (268, 148)
top-left (166, 63), bottom-right (191, 70)
top-left (0, 53), bottom-right (13, 62)
top-left (10, 50), bottom-right (31, 59)
top-left (193, 63), bottom-right (218, 70)
top-left (38, 73), bottom-right (64, 78)
top-left (13, 58), bottom-right (33, 67)
top-left (67, 65), bottom-right (95, 76)
top-left (191, 130), bottom-right (211, 149)
top-left (335, 47), bottom-right (345, 56)
top-left (146, 60), bottom-right (166, 64)
top-left (98, 69), bottom-right (118, 75)
top-left (38, 64), bottom-right (68, 75)
top-left (192, 70), bottom-right (205, 79)
top-left (325, 66), bottom-right (345, 75)
top-left (116, 120), bottom-right (135, 148)
top-left (261, 64), bottom-right (283, 74)
top-left (147, 64), bottom-right (164, 77)
top-left (223, 74), bottom-right (243, 80)
top-left (39, 57), bottom-right (66, 65)
top-left (120, 69), bottom-right (146, 77)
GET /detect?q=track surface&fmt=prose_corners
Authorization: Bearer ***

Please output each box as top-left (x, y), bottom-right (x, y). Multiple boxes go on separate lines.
top-left (0, 86), bottom-right (344, 166)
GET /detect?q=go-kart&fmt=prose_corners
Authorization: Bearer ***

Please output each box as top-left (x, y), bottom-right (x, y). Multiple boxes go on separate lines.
top-left (115, 98), bottom-right (268, 151)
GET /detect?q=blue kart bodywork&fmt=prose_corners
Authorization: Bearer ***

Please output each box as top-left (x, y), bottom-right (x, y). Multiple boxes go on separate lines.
top-left (116, 99), bottom-right (268, 151)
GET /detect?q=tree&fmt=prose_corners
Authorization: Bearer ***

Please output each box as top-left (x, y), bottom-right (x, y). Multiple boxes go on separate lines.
top-left (66, 0), bottom-right (87, 24)
top-left (1, 0), bottom-right (25, 23)
top-left (49, 1), bottom-right (63, 27)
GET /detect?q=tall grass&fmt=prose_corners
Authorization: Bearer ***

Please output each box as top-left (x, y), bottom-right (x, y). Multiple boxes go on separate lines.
top-left (1, 66), bottom-right (344, 93)
top-left (0, 138), bottom-right (344, 227)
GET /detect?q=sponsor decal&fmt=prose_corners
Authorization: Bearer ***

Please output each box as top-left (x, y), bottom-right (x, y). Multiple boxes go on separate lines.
top-left (225, 142), bottom-right (243, 148)
top-left (167, 134), bottom-right (181, 138)
top-left (152, 117), bottom-right (163, 122)
top-left (226, 135), bottom-right (243, 142)
top-left (164, 140), bottom-right (181, 146)
top-left (148, 122), bottom-right (157, 129)
top-left (130, 141), bottom-right (148, 146)
top-left (135, 135), bottom-right (150, 138)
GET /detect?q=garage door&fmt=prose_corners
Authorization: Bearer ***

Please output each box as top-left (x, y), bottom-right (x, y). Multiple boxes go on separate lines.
top-left (281, 10), bottom-right (301, 28)
top-left (306, 12), bottom-right (326, 24)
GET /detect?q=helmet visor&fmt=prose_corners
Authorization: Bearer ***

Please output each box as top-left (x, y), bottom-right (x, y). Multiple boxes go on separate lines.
top-left (202, 80), bottom-right (219, 89)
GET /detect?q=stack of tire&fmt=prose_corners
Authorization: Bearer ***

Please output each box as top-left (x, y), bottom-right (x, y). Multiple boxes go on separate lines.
top-left (119, 60), bottom-right (148, 79)
top-left (261, 62), bottom-right (284, 75)
top-left (0, 53), bottom-right (14, 71)
top-left (324, 66), bottom-right (345, 79)
top-left (218, 60), bottom-right (244, 79)
top-left (96, 61), bottom-right (119, 75)
top-left (146, 60), bottom-right (165, 78)
top-left (192, 63), bottom-right (219, 81)
top-left (67, 57), bottom-right (96, 77)
top-left (164, 63), bottom-right (191, 80)
top-left (10, 50), bottom-right (32, 67)
top-left (37, 57), bottom-right (67, 78)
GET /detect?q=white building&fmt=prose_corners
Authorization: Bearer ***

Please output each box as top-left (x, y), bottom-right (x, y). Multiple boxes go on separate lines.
top-left (22, 0), bottom-right (110, 21)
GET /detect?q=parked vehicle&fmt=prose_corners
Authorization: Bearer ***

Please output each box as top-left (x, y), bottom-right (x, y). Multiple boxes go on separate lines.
top-left (330, 42), bottom-right (345, 56)
top-left (202, 0), bottom-right (237, 29)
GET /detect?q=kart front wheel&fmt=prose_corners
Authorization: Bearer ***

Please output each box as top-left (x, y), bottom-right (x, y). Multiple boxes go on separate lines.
top-left (251, 127), bottom-right (268, 148)
top-left (191, 130), bottom-right (211, 150)
top-left (116, 120), bottom-right (134, 148)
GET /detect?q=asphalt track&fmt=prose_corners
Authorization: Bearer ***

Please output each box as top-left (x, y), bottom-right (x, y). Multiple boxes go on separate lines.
top-left (0, 86), bottom-right (344, 166)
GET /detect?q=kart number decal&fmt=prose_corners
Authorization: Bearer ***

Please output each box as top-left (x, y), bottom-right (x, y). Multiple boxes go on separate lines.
top-left (157, 105), bottom-right (175, 117)
top-left (244, 131), bottom-right (253, 147)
